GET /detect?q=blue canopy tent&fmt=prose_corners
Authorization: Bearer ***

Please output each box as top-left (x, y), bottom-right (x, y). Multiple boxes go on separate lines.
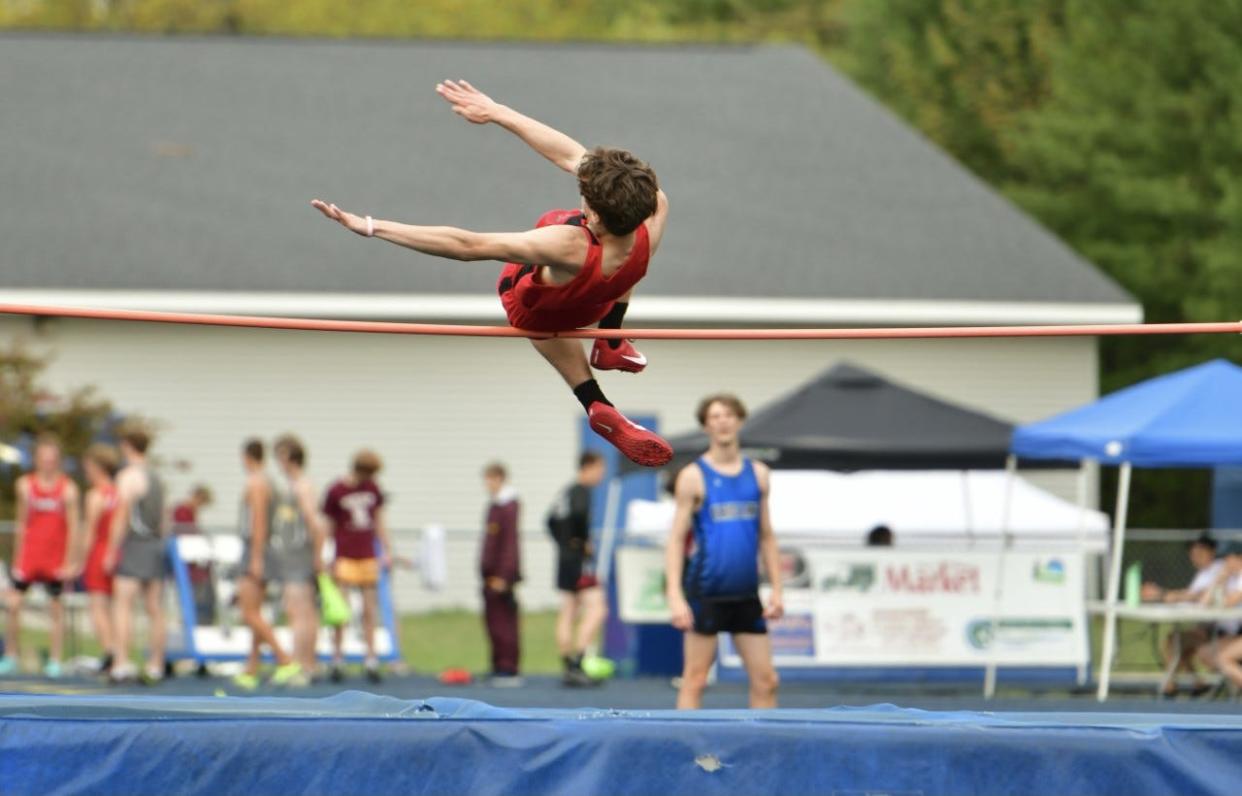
top-left (1008, 358), bottom-right (1242, 699)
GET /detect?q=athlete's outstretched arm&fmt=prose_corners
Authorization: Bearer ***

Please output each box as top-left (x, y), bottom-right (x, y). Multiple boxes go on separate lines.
top-left (310, 199), bottom-right (581, 267)
top-left (436, 79), bottom-right (587, 174)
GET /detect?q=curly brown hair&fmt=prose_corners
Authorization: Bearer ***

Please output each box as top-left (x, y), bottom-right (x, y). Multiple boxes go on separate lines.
top-left (577, 146), bottom-right (659, 236)
top-left (695, 393), bottom-right (748, 427)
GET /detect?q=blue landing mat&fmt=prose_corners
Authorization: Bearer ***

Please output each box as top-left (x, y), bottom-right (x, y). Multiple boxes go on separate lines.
top-left (3, 692), bottom-right (1242, 795)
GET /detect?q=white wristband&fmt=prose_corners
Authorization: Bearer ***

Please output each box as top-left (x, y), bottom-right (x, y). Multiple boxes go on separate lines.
top-left (365, 215), bottom-right (375, 238)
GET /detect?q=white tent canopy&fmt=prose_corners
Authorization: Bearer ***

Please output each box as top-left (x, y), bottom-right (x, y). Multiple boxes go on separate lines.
top-left (624, 470), bottom-right (1107, 547)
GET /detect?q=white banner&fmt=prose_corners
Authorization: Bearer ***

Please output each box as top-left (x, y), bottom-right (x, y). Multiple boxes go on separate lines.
top-left (617, 545), bottom-right (1088, 669)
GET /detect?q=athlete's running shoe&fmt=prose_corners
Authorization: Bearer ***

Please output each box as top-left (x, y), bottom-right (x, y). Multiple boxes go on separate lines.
top-left (591, 339), bottom-right (648, 373)
top-left (365, 660), bottom-right (383, 685)
top-left (0, 655), bottom-right (18, 675)
top-left (108, 663), bottom-right (139, 685)
top-left (587, 402), bottom-right (673, 467)
top-left (232, 672), bottom-right (260, 691)
top-left (270, 661), bottom-right (303, 687)
top-left (43, 659), bottom-right (63, 679)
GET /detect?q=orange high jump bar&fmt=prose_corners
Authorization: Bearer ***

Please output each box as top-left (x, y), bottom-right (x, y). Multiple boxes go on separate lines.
top-left (0, 303), bottom-right (1239, 340)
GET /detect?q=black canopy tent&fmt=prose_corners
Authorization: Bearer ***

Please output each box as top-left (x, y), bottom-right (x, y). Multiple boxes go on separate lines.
top-left (618, 362), bottom-right (1070, 474)
top-left (600, 362), bottom-right (1074, 585)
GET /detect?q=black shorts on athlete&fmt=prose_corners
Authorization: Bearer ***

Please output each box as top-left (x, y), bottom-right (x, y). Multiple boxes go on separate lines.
top-left (556, 550), bottom-right (599, 593)
top-left (10, 576), bottom-right (64, 597)
top-left (688, 595), bottom-right (767, 636)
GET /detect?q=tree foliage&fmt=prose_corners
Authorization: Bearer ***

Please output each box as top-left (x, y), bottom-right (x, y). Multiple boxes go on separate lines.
top-left (841, 0), bottom-right (1242, 526)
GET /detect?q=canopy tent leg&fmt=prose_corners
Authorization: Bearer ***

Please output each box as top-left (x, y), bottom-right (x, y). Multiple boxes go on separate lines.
top-left (984, 455), bottom-right (1018, 698)
top-left (1097, 462), bottom-right (1132, 701)
top-left (595, 476), bottom-right (624, 587)
top-left (1075, 461), bottom-right (1091, 686)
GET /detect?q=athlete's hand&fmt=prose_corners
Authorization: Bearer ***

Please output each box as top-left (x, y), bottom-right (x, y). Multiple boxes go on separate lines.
top-left (310, 200), bottom-right (370, 236)
top-left (435, 79), bottom-right (501, 125)
top-left (486, 576), bottom-right (509, 593)
top-left (764, 591), bottom-right (785, 621)
top-left (56, 562), bottom-right (80, 581)
top-left (668, 594), bottom-right (693, 631)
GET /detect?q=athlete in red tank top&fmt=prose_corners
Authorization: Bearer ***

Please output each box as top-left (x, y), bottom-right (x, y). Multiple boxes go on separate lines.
top-left (311, 80), bottom-right (673, 468)
top-left (79, 444), bottom-right (121, 672)
top-left (2, 436), bottom-right (80, 678)
top-left (18, 475), bottom-right (70, 581)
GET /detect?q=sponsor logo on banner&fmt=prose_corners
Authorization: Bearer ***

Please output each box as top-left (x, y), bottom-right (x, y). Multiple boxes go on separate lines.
top-left (635, 568), bottom-right (668, 613)
top-left (1032, 558), bottom-right (1066, 584)
top-left (770, 613), bottom-right (815, 658)
top-left (764, 549), bottom-right (811, 588)
top-left (965, 618), bottom-right (1076, 650)
top-left (884, 561), bottom-right (980, 594)
top-left (819, 563), bottom-right (876, 593)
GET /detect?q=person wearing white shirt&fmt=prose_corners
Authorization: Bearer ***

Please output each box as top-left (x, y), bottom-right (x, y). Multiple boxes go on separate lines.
top-left (1140, 535), bottom-right (1221, 697)
top-left (1200, 543), bottom-right (1242, 691)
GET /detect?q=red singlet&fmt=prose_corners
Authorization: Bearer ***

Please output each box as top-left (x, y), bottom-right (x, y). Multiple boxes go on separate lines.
top-left (82, 484), bottom-right (118, 594)
top-left (17, 475), bottom-right (70, 582)
top-left (497, 209), bottom-right (650, 332)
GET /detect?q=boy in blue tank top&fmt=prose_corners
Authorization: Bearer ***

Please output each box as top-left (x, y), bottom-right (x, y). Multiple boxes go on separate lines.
top-left (665, 394), bottom-right (783, 709)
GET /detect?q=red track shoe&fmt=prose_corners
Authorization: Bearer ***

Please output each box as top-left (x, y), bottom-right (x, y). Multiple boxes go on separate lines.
top-left (587, 402), bottom-right (673, 467)
top-left (591, 338), bottom-right (648, 373)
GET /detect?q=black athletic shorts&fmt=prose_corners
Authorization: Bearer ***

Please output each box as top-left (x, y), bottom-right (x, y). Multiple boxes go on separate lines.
top-left (556, 551), bottom-right (599, 592)
top-left (11, 577), bottom-right (64, 597)
top-left (688, 595), bottom-right (767, 636)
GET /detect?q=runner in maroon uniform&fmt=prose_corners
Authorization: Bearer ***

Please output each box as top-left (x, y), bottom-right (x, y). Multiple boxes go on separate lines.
top-left (1, 435), bottom-right (80, 677)
top-left (311, 80), bottom-right (673, 468)
top-left (321, 449), bottom-right (391, 683)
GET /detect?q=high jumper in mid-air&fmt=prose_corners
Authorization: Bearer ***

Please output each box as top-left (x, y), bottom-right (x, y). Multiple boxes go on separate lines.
top-left (312, 79), bottom-right (673, 467)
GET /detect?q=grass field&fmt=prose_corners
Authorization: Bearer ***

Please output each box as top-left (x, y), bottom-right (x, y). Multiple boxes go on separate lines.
top-left (9, 609), bottom-right (564, 675)
top-left (9, 611), bottom-right (1170, 677)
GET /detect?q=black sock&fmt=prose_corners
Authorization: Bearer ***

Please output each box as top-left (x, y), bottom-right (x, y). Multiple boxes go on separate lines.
top-left (599, 301), bottom-right (628, 349)
top-left (573, 379), bottom-right (612, 412)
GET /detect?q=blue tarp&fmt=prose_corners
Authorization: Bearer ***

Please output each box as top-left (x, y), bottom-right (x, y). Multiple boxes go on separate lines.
top-left (4, 692), bottom-right (1242, 795)
top-left (1011, 359), bottom-right (1242, 467)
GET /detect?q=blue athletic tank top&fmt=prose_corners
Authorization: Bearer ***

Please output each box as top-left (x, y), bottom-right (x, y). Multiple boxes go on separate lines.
top-left (683, 457), bottom-right (761, 599)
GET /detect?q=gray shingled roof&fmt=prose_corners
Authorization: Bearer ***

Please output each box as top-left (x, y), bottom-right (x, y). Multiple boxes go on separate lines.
top-left (0, 33), bottom-right (1134, 305)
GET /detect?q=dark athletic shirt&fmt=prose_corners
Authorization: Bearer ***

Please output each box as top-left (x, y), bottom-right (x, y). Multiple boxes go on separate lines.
top-left (547, 482), bottom-right (591, 552)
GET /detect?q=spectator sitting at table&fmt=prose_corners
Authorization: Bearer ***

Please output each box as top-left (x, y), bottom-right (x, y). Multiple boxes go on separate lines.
top-left (1139, 534), bottom-right (1220, 697)
top-left (1200, 542), bottom-right (1242, 694)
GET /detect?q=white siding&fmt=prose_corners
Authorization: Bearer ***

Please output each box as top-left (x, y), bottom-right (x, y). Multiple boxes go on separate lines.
top-left (0, 316), bottom-right (1097, 611)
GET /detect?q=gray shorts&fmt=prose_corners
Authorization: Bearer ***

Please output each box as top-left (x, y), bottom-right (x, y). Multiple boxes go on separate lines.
top-left (271, 548), bottom-right (315, 585)
top-left (114, 536), bottom-right (167, 582)
top-left (239, 541), bottom-right (275, 580)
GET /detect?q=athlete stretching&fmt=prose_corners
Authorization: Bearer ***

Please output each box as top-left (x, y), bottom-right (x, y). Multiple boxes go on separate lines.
top-left (311, 80), bottom-right (673, 467)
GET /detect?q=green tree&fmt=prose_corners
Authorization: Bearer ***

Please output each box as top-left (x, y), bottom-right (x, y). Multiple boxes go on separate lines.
top-left (839, 0), bottom-right (1242, 527)
top-left (0, 343), bottom-right (116, 522)
top-left (839, 0), bottom-right (1063, 180)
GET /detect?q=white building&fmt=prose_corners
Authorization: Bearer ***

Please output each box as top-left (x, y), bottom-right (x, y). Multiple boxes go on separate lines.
top-left (0, 36), bottom-right (1139, 611)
